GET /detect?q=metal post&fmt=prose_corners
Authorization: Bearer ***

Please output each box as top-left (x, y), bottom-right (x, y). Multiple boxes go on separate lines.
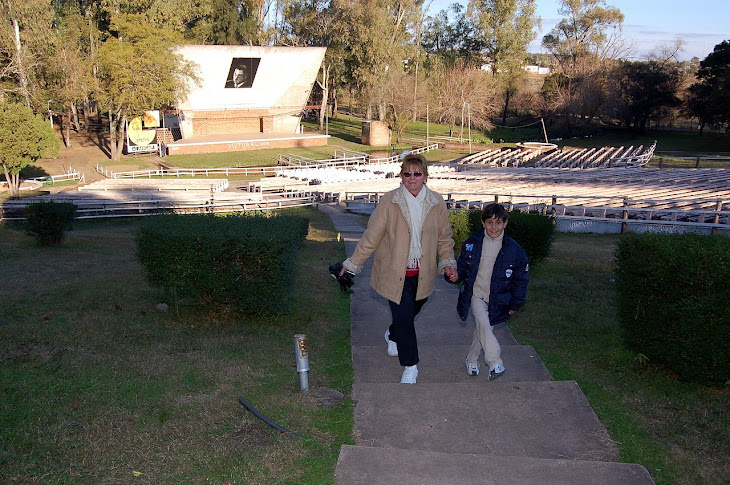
top-left (294, 334), bottom-right (309, 392)
top-left (712, 200), bottom-right (722, 236)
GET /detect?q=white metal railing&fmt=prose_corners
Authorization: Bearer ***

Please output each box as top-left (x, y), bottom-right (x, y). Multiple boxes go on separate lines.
top-left (28, 168), bottom-right (85, 185)
top-left (1, 192), bottom-right (316, 222)
top-left (339, 190), bottom-right (728, 231)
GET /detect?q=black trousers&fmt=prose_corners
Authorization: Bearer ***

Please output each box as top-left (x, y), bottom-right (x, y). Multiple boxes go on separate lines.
top-left (388, 275), bottom-right (428, 367)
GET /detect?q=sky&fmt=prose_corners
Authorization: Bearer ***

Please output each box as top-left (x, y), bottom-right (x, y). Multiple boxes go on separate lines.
top-left (427, 0), bottom-right (729, 61)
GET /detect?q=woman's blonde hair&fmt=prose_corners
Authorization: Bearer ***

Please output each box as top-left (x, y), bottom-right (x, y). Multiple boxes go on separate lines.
top-left (400, 153), bottom-right (428, 178)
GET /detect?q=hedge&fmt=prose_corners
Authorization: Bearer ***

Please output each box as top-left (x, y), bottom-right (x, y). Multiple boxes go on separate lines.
top-left (448, 208), bottom-right (554, 263)
top-left (136, 212), bottom-right (308, 316)
top-left (615, 234), bottom-right (730, 385)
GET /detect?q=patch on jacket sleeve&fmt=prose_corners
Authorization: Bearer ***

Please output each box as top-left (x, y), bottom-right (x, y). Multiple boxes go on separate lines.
top-left (465, 243), bottom-right (474, 252)
top-left (506, 269), bottom-right (512, 278)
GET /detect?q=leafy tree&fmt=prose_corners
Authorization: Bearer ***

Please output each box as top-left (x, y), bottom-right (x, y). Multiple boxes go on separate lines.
top-left (468, 0), bottom-right (538, 124)
top-left (338, 0), bottom-right (421, 120)
top-left (205, 0), bottom-right (269, 45)
top-left (685, 39), bottom-right (730, 134)
top-left (611, 60), bottom-right (681, 133)
top-left (0, 0), bottom-right (55, 107)
top-left (95, 14), bottom-right (198, 160)
top-left (540, 0), bottom-right (625, 135)
top-left (0, 102), bottom-right (59, 197)
top-left (46, 12), bottom-right (95, 147)
top-left (422, 3), bottom-right (484, 67)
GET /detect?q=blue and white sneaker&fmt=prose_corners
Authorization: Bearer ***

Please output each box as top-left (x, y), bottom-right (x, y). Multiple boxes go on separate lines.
top-left (488, 363), bottom-right (505, 381)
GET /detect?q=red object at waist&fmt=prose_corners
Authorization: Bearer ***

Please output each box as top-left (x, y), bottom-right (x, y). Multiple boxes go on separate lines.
top-left (405, 268), bottom-right (420, 277)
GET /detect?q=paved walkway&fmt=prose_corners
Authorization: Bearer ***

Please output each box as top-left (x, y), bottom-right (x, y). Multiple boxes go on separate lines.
top-left (318, 203), bottom-right (654, 485)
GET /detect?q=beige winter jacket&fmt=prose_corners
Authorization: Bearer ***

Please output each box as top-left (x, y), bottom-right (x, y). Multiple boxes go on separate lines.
top-left (343, 185), bottom-right (457, 304)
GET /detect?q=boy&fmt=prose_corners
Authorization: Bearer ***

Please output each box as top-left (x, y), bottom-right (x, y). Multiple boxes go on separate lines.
top-left (451, 203), bottom-right (529, 380)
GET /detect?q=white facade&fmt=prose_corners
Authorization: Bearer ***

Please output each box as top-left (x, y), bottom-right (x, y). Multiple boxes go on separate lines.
top-left (172, 45), bottom-right (326, 138)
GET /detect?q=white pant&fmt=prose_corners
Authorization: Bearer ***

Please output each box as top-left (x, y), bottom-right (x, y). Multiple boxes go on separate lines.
top-left (466, 296), bottom-right (502, 366)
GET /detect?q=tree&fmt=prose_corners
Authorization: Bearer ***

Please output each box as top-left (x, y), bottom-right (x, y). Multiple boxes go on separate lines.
top-left (612, 60), bottom-right (681, 133)
top-left (540, 0), bottom-right (625, 135)
top-left (427, 60), bottom-right (497, 136)
top-left (0, 0), bottom-right (55, 107)
top-left (47, 12), bottom-right (95, 147)
top-left (338, 0), bottom-right (421, 120)
top-left (468, 0), bottom-right (538, 124)
top-left (422, 3), bottom-right (484, 67)
top-left (0, 102), bottom-right (59, 197)
top-left (95, 14), bottom-right (198, 160)
top-left (685, 39), bottom-right (730, 134)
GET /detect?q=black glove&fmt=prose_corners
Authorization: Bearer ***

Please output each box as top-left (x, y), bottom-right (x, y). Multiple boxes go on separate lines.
top-left (329, 262), bottom-right (355, 292)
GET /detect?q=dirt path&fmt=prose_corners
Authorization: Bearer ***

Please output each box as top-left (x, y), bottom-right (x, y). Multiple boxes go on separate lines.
top-left (25, 131), bottom-right (161, 193)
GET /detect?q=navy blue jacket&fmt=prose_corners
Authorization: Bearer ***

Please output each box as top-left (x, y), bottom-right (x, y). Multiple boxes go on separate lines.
top-left (452, 231), bottom-right (529, 324)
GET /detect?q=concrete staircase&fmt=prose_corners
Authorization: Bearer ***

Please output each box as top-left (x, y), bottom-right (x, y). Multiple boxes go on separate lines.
top-left (319, 203), bottom-right (654, 485)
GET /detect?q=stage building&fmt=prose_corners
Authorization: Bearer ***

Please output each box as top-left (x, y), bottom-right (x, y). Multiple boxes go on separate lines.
top-left (163, 45), bottom-right (328, 155)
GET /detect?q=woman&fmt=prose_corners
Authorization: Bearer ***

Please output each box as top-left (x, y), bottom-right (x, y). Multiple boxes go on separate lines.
top-left (341, 153), bottom-right (458, 383)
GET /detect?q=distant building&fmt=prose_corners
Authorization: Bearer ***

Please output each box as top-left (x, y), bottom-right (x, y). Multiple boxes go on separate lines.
top-left (480, 64), bottom-right (551, 75)
top-left (523, 65), bottom-right (551, 75)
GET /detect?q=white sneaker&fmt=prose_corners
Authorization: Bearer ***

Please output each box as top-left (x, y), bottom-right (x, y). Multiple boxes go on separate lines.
top-left (401, 365), bottom-right (418, 384)
top-left (385, 330), bottom-right (398, 357)
top-left (466, 360), bottom-right (480, 376)
top-left (488, 363), bottom-right (505, 381)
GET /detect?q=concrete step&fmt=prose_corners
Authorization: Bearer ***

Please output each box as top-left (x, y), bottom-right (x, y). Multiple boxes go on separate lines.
top-left (335, 445), bottom-right (655, 485)
top-left (353, 344), bottom-right (551, 383)
top-left (352, 381), bottom-right (618, 461)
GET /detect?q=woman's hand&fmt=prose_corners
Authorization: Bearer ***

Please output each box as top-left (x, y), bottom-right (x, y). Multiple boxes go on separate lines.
top-left (444, 265), bottom-right (458, 282)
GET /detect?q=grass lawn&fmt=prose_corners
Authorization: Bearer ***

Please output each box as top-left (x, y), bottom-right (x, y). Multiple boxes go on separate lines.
top-left (0, 207), bottom-right (353, 484)
top-left (510, 232), bottom-right (729, 485)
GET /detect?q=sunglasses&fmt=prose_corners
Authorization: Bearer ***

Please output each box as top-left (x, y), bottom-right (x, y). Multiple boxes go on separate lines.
top-left (402, 172), bottom-right (423, 178)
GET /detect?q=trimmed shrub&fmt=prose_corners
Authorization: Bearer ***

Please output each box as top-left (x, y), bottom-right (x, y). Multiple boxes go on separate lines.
top-left (25, 201), bottom-right (77, 245)
top-left (615, 234), bottom-right (730, 385)
top-left (448, 209), bottom-right (482, 253)
top-left (505, 211), bottom-right (555, 263)
top-left (449, 208), bottom-right (554, 263)
top-left (136, 212), bottom-right (309, 316)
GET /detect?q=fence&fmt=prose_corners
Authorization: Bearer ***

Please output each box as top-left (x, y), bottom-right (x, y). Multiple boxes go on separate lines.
top-left (1, 192), bottom-right (316, 222)
top-left (341, 191), bottom-right (729, 235)
top-left (28, 168), bottom-right (85, 185)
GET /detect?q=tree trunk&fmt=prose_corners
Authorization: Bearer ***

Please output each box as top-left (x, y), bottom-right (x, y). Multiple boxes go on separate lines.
top-left (109, 111), bottom-right (126, 160)
top-left (318, 63), bottom-right (329, 131)
top-left (63, 108), bottom-right (71, 147)
top-left (70, 103), bottom-right (81, 132)
top-left (10, 16), bottom-right (31, 108)
top-left (332, 93), bottom-right (338, 119)
top-left (502, 90), bottom-right (512, 126)
top-left (2, 163), bottom-right (20, 198)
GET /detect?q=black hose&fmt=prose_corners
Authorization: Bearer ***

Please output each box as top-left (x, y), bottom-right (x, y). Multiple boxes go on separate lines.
top-left (238, 396), bottom-right (300, 438)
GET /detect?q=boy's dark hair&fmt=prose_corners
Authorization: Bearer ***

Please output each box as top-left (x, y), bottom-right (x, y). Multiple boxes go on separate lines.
top-left (481, 203), bottom-right (509, 223)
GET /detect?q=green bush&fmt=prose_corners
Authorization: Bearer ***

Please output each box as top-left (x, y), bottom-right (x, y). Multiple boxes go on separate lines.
top-left (25, 201), bottom-right (77, 245)
top-left (136, 212), bottom-right (309, 316)
top-left (448, 209), bottom-right (482, 253)
top-left (615, 234), bottom-right (730, 385)
top-left (505, 211), bottom-right (555, 263)
top-left (449, 208), bottom-right (554, 263)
